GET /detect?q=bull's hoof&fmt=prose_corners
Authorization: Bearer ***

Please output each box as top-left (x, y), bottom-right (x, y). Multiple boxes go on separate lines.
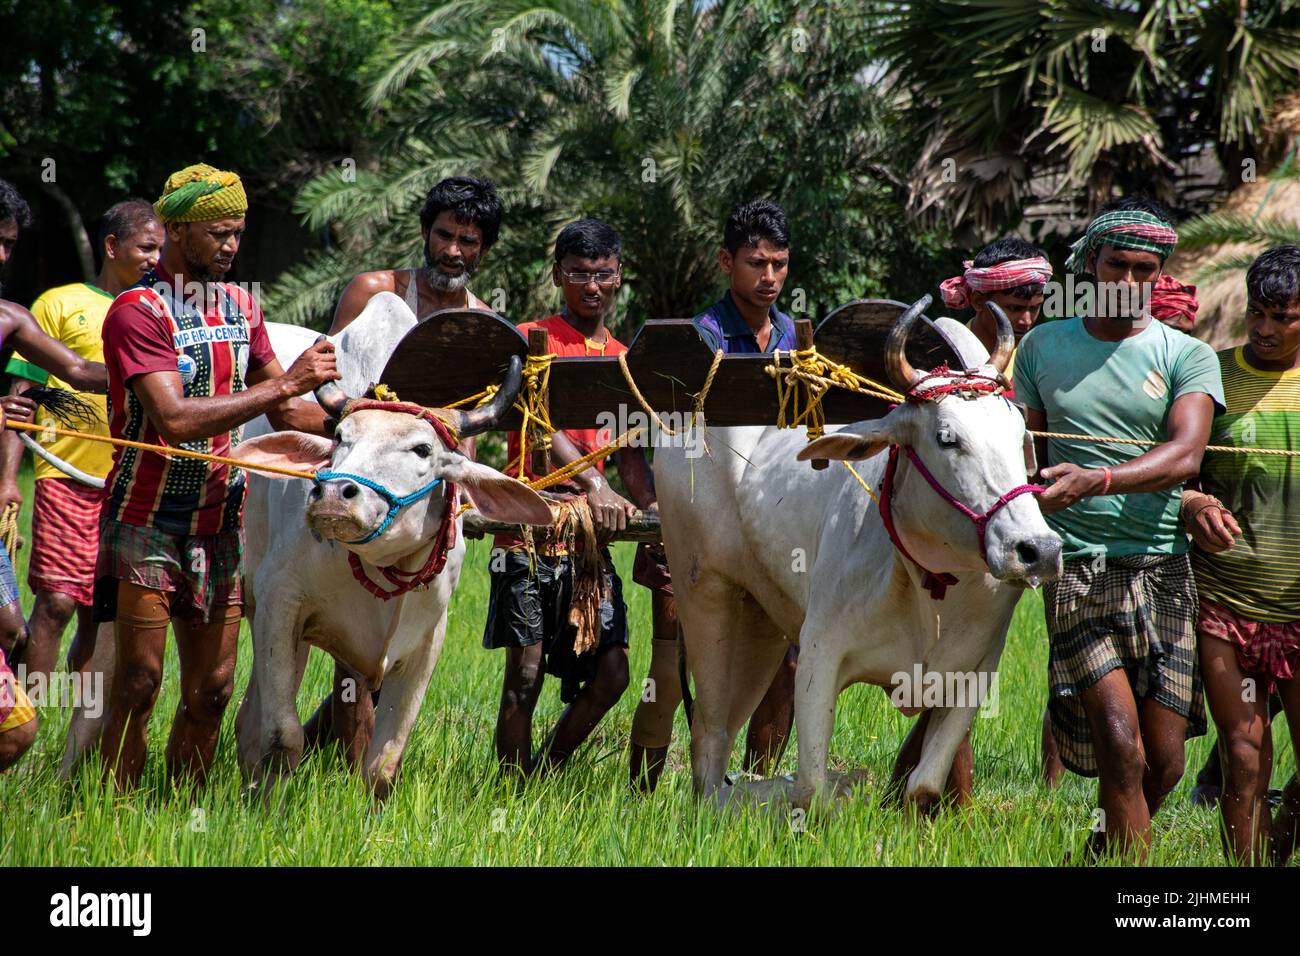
top-left (903, 787), bottom-right (943, 818)
top-left (713, 771), bottom-right (869, 817)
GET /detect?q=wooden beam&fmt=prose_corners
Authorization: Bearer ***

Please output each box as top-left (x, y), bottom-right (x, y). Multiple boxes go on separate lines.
top-left (462, 508), bottom-right (662, 543)
top-left (378, 300), bottom-right (962, 430)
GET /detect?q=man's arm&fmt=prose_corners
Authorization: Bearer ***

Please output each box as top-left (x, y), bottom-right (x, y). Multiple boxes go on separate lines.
top-left (549, 430), bottom-right (636, 533)
top-left (614, 444), bottom-right (656, 510)
top-left (328, 272), bottom-right (393, 336)
top-left (1036, 391), bottom-right (1215, 515)
top-left (132, 340), bottom-right (339, 445)
top-left (0, 377), bottom-right (39, 511)
top-left (246, 359), bottom-right (331, 435)
top-left (0, 301), bottom-right (106, 393)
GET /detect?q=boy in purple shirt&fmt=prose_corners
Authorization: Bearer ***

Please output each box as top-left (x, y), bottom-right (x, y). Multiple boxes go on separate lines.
top-left (630, 199), bottom-right (799, 788)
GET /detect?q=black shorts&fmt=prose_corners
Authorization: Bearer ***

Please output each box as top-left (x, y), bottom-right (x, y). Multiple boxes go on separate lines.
top-left (483, 548), bottom-right (628, 703)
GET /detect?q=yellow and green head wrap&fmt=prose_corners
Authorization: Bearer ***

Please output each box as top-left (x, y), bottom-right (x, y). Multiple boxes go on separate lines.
top-left (154, 164), bottom-right (247, 224)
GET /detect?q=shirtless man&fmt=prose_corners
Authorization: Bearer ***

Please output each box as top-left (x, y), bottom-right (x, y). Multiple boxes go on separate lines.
top-left (327, 175), bottom-right (502, 334)
top-left (309, 175), bottom-right (505, 760)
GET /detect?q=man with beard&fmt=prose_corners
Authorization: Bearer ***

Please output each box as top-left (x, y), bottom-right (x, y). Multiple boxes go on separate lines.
top-left (327, 175), bottom-right (501, 334)
top-left (95, 164), bottom-right (340, 790)
top-left (308, 176), bottom-right (504, 763)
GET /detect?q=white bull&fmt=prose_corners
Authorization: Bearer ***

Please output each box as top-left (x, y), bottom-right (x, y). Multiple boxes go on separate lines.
top-left (654, 300), bottom-right (1063, 811)
top-left (60, 294), bottom-right (551, 797)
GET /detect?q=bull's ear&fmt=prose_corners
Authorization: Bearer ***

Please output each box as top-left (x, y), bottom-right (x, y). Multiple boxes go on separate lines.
top-left (441, 456), bottom-right (554, 526)
top-left (229, 432), bottom-right (334, 479)
top-left (797, 423), bottom-right (893, 462)
top-left (1023, 431), bottom-right (1038, 480)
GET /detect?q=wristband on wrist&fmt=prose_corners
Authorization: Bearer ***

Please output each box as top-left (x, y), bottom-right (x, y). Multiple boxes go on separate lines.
top-left (1098, 466), bottom-right (1112, 496)
top-left (1180, 490), bottom-right (1222, 523)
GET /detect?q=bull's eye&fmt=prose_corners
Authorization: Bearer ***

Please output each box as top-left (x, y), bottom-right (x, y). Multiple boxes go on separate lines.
top-left (413, 443), bottom-right (433, 458)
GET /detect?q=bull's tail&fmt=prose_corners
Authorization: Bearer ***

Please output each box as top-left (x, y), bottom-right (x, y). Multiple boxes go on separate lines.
top-left (677, 623), bottom-right (693, 729)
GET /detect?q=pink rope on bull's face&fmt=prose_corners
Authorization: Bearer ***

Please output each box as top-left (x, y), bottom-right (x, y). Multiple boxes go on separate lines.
top-left (878, 364), bottom-right (1044, 599)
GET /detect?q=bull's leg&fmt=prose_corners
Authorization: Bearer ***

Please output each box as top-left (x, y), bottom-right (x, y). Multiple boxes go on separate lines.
top-left (907, 704), bottom-right (980, 814)
top-left (245, 595), bottom-right (308, 792)
top-left (361, 620), bottom-right (446, 801)
top-left (889, 712), bottom-right (974, 807)
top-left (790, 637), bottom-right (841, 810)
top-left (724, 599), bottom-right (788, 760)
top-left (58, 621), bottom-right (116, 781)
top-left (676, 575), bottom-right (747, 799)
top-left (236, 634), bottom-right (309, 778)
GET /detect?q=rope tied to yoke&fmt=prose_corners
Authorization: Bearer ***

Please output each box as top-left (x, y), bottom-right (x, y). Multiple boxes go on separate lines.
top-left (617, 348), bottom-right (724, 438)
top-left (766, 345), bottom-right (907, 446)
top-left (513, 352), bottom-right (557, 479)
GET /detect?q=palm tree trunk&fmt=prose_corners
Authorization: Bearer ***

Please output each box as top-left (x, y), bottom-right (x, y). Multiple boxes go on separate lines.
top-left (41, 182), bottom-right (95, 282)
top-left (1085, 159), bottom-right (1115, 217)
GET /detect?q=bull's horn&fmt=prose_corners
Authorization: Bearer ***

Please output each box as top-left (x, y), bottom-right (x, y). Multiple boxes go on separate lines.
top-left (312, 335), bottom-right (351, 419)
top-left (448, 353), bottom-right (523, 438)
top-left (986, 300), bottom-right (1015, 375)
top-left (884, 294), bottom-right (931, 390)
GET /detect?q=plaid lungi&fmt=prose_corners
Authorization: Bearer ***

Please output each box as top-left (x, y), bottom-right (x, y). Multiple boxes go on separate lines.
top-left (1044, 552), bottom-right (1205, 777)
top-left (30, 477), bottom-right (105, 606)
top-left (94, 518), bottom-right (245, 624)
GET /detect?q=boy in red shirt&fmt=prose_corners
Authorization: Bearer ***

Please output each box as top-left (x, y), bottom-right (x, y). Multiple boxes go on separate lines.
top-left (484, 219), bottom-right (656, 776)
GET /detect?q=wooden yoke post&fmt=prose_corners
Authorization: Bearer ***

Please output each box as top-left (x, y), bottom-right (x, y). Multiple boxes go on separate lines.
top-left (796, 319), bottom-right (828, 471)
top-left (529, 327), bottom-right (552, 476)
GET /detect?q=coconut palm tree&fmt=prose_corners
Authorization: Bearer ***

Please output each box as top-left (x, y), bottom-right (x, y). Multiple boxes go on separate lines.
top-left (267, 0), bottom-right (940, 330)
top-left (878, 0), bottom-right (1300, 234)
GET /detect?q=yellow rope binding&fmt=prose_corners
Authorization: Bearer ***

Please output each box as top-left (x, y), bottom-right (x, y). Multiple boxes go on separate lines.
top-left (0, 502), bottom-right (22, 558)
top-left (766, 344), bottom-right (906, 447)
top-left (513, 353), bottom-right (557, 479)
top-left (617, 348), bottom-right (724, 438)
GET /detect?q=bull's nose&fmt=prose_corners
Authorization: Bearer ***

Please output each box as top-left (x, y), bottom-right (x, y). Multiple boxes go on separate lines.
top-left (1013, 533), bottom-right (1062, 584)
top-left (313, 479), bottom-right (360, 502)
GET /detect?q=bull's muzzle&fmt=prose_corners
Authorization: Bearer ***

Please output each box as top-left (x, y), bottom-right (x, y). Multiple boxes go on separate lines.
top-left (999, 532), bottom-right (1063, 588)
top-left (307, 478), bottom-right (370, 542)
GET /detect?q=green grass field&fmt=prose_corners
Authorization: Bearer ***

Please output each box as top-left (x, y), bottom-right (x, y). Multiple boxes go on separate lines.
top-left (1, 457), bottom-right (1293, 866)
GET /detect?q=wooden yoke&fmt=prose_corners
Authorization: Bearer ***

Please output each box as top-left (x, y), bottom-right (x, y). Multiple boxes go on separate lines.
top-left (528, 327), bottom-right (551, 476)
top-left (377, 300), bottom-right (965, 431)
top-left (795, 318), bottom-right (828, 471)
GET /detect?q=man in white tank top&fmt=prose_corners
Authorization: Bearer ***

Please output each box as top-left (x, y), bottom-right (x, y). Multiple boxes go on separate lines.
top-left (328, 176), bottom-right (502, 334)
top-left (311, 177), bottom-right (504, 757)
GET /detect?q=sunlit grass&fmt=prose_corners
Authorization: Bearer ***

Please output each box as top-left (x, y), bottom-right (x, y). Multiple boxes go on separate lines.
top-left (1, 458), bottom-right (1291, 865)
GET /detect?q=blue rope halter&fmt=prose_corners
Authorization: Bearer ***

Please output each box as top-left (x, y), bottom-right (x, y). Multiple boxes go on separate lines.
top-left (313, 470), bottom-right (445, 545)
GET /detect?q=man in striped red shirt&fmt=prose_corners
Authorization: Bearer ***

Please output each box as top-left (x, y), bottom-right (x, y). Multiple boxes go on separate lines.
top-left (96, 164), bottom-right (340, 790)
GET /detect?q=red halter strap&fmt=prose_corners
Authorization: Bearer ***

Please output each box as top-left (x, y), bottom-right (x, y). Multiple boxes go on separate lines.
top-left (876, 367), bottom-right (1044, 600)
top-left (335, 399), bottom-right (461, 601)
top-left (879, 445), bottom-right (958, 600)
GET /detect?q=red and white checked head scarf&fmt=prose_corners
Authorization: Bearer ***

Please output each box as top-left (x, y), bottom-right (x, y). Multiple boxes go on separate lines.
top-left (939, 257), bottom-right (1053, 309)
top-left (1148, 274), bottom-right (1199, 327)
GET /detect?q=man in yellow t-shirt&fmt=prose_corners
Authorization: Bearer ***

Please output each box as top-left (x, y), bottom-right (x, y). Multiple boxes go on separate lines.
top-left (0, 199), bottom-right (162, 684)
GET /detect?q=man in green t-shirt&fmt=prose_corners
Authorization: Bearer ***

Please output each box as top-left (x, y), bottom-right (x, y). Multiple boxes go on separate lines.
top-left (1015, 195), bottom-right (1224, 858)
top-left (1180, 245), bottom-right (1300, 865)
